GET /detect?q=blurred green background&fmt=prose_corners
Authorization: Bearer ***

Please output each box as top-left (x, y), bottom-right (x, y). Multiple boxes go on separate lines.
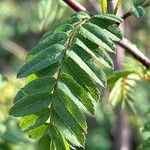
top-left (0, 0), bottom-right (149, 150)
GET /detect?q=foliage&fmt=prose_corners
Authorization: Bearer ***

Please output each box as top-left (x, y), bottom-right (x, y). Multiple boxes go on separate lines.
top-left (109, 63), bottom-right (150, 112)
top-left (0, 0), bottom-right (149, 150)
top-left (138, 108), bottom-right (150, 150)
top-left (130, 0), bottom-right (148, 17)
top-left (108, 63), bottom-right (150, 149)
top-left (0, 75), bottom-right (36, 150)
top-left (10, 11), bottom-right (123, 149)
top-left (0, 118), bottom-right (35, 150)
top-left (109, 73), bottom-right (140, 112)
top-left (86, 129), bottom-right (112, 150)
top-left (133, 0), bottom-right (146, 6)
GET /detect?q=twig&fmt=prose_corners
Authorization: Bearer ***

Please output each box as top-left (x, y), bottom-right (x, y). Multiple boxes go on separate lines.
top-left (63, 0), bottom-right (150, 68)
top-left (63, 0), bottom-right (86, 11)
top-left (122, 1), bottom-right (150, 20)
top-left (118, 38), bottom-right (150, 68)
top-left (0, 39), bottom-right (27, 60)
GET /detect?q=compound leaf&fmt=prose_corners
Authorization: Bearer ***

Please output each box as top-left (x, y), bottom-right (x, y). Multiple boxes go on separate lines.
top-left (10, 12), bottom-right (123, 149)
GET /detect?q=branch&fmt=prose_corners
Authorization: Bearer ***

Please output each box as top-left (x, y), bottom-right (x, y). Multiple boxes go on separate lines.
top-left (118, 38), bottom-right (150, 68)
top-left (0, 39), bottom-right (27, 60)
top-left (63, 0), bottom-right (150, 68)
top-left (122, 1), bottom-right (150, 20)
top-left (63, 0), bottom-right (86, 11)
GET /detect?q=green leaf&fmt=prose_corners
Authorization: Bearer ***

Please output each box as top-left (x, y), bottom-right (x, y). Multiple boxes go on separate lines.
top-left (28, 124), bottom-right (48, 140)
top-left (138, 107), bottom-right (150, 150)
top-left (53, 89), bottom-right (87, 145)
top-left (50, 110), bottom-right (82, 148)
top-left (138, 137), bottom-right (150, 150)
top-left (19, 114), bottom-right (39, 131)
top-left (109, 73), bottom-right (140, 112)
top-left (79, 27), bottom-right (114, 53)
top-left (107, 70), bottom-right (138, 87)
top-left (73, 38), bottom-right (114, 69)
top-left (49, 125), bottom-right (70, 150)
top-left (10, 93), bottom-right (52, 117)
top-left (130, 6), bottom-right (145, 17)
top-left (41, 24), bottom-right (73, 41)
top-left (29, 32), bottom-right (69, 57)
top-left (133, 0), bottom-right (146, 6)
top-left (36, 62), bottom-right (59, 77)
top-left (67, 50), bottom-right (105, 86)
top-left (0, 119), bottom-right (28, 145)
top-left (10, 12), bottom-right (123, 149)
top-left (142, 121), bottom-right (150, 132)
top-left (14, 76), bottom-right (56, 103)
top-left (19, 108), bottom-right (50, 131)
top-left (17, 44), bottom-right (65, 78)
top-left (38, 134), bottom-right (51, 150)
top-left (90, 14), bottom-right (123, 26)
top-left (107, 24), bottom-right (123, 40)
top-left (60, 73), bottom-right (95, 114)
top-left (82, 22), bottom-right (117, 52)
top-left (63, 56), bottom-right (100, 101)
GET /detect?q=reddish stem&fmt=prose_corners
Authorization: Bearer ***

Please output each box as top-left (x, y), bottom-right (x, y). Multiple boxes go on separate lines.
top-left (63, 0), bottom-right (86, 11)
